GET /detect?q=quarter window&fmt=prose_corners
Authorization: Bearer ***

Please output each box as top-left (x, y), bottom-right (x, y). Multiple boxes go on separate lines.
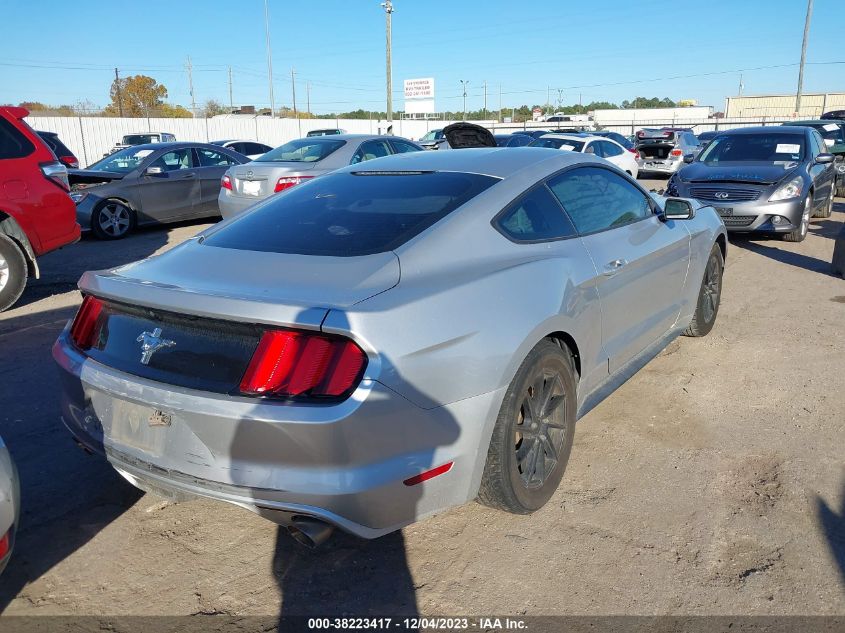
top-left (600, 140), bottom-right (624, 157)
top-left (548, 167), bottom-right (652, 235)
top-left (496, 185), bottom-right (576, 241)
top-left (390, 139), bottom-right (422, 154)
top-left (0, 117), bottom-right (35, 160)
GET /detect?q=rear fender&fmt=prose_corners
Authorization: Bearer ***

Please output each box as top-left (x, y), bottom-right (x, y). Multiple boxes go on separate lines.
top-left (0, 213), bottom-right (39, 279)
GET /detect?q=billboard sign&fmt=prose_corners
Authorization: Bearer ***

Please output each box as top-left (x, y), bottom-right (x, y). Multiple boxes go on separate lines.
top-left (404, 77), bottom-right (435, 114)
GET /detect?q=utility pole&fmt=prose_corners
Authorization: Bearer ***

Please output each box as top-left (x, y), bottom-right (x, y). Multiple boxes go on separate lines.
top-left (795, 0), bottom-right (814, 116)
top-left (498, 84), bottom-right (502, 122)
top-left (738, 73), bottom-right (744, 97)
top-left (306, 81), bottom-right (311, 117)
top-left (291, 67), bottom-right (301, 136)
top-left (460, 80), bottom-right (469, 120)
top-left (482, 80), bottom-right (487, 118)
top-left (557, 89), bottom-right (564, 110)
top-left (264, 0), bottom-right (276, 117)
top-left (547, 86), bottom-right (551, 114)
top-left (382, 1), bottom-right (394, 124)
top-left (186, 56), bottom-right (196, 117)
top-left (114, 68), bottom-right (124, 117)
top-left (228, 66), bottom-right (234, 111)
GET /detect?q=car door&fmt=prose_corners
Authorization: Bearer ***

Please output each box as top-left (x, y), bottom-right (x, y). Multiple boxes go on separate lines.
top-left (195, 146), bottom-right (241, 215)
top-left (349, 139), bottom-right (393, 165)
top-left (808, 130), bottom-right (835, 208)
top-left (548, 165), bottom-right (691, 373)
top-left (138, 147), bottom-right (201, 222)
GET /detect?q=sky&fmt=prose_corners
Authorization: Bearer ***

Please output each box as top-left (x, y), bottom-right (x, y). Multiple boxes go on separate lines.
top-left (0, 0), bottom-right (842, 115)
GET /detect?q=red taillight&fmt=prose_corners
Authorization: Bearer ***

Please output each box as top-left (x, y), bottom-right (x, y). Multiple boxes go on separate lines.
top-left (221, 174), bottom-right (232, 190)
top-left (274, 175), bottom-right (313, 193)
top-left (670, 149), bottom-right (683, 157)
top-left (239, 330), bottom-right (366, 399)
top-left (0, 529), bottom-right (9, 560)
top-left (40, 161), bottom-right (70, 191)
top-left (59, 156), bottom-right (79, 169)
top-left (628, 148), bottom-right (640, 159)
top-left (70, 296), bottom-right (104, 350)
top-left (403, 462), bottom-right (454, 486)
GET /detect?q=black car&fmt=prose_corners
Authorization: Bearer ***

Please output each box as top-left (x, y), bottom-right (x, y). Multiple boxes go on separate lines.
top-left (821, 110), bottom-right (845, 120)
top-left (668, 126), bottom-right (837, 242)
top-left (37, 130), bottom-right (79, 168)
top-left (591, 130), bottom-right (635, 150)
top-left (493, 133), bottom-right (534, 147)
top-left (519, 130), bottom-right (554, 140)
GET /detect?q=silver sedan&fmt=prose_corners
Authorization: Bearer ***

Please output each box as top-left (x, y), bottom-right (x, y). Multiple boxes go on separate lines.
top-left (0, 435), bottom-right (19, 573)
top-left (218, 134), bottom-right (424, 219)
top-left (55, 148), bottom-right (726, 546)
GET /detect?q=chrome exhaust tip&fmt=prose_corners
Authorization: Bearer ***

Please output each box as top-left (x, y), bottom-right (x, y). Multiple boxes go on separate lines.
top-left (287, 516), bottom-right (334, 548)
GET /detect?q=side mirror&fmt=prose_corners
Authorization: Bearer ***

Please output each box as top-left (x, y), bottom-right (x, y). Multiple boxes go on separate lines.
top-left (145, 165), bottom-right (164, 175)
top-left (816, 153), bottom-right (835, 164)
top-left (683, 153), bottom-right (695, 164)
top-left (662, 198), bottom-right (695, 221)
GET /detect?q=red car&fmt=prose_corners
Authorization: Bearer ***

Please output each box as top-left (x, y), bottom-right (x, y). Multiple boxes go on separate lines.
top-left (0, 106), bottom-right (80, 311)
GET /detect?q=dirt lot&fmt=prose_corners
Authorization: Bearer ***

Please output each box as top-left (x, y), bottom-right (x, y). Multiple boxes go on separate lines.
top-left (0, 185), bottom-right (843, 618)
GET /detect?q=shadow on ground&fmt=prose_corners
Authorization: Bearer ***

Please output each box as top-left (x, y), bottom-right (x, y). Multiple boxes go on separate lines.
top-left (818, 477), bottom-right (845, 586)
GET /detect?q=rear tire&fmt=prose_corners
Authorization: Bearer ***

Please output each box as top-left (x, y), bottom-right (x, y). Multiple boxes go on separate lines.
top-left (478, 339), bottom-right (577, 514)
top-left (684, 243), bottom-right (723, 338)
top-left (0, 234), bottom-right (28, 312)
top-left (92, 199), bottom-right (135, 240)
top-left (783, 194), bottom-right (811, 243)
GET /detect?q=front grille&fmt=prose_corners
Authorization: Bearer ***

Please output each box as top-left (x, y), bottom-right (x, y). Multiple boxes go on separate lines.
top-left (722, 215), bottom-right (757, 227)
top-left (689, 187), bottom-right (761, 202)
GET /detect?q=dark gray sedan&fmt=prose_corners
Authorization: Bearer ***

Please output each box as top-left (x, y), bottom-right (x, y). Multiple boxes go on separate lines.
top-left (668, 126), bottom-right (837, 242)
top-left (69, 142), bottom-right (250, 239)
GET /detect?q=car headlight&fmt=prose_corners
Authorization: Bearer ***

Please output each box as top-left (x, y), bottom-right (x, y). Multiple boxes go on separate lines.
top-left (69, 191), bottom-right (87, 204)
top-left (768, 176), bottom-right (803, 202)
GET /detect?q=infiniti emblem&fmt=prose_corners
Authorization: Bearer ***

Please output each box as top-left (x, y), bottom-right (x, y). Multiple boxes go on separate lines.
top-left (246, 170), bottom-right (254, 180)
top-left (715, 191), bottom-right (730, 199)
top-left (136, 328), bottom-right (175, 365)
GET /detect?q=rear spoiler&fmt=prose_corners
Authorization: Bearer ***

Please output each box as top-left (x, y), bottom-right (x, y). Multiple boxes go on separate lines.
top-left (0, 106), bottom-right (29, 119)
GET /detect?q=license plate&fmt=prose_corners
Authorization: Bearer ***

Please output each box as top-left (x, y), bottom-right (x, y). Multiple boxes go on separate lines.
top-left (241, 180), bottom-right (261, 196)
top-left (715, 207), bottom-right (734, 217)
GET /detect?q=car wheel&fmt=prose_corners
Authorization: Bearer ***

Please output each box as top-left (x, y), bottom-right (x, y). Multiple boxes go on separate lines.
top-left (783, 194), bottom-right (812, 243)
top-left (0, 234), bottom-right (28, 312)
top-left (814, 188), bottom-right (834, 219)
top-left (684, 243), bottom-right (723, 338)
top-left (478, 339), bottom-right (577, 514)
top-left (92, 200), bottom-right (135, 240)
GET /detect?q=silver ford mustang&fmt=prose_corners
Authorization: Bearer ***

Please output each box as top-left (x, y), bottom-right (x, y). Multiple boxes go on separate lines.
top-left (54, 148), bottom-right (727, 546)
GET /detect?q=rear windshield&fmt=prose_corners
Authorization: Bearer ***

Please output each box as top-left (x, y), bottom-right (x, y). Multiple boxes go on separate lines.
top-left (698, 133), bottom-right (805, 162)
top-left (88, 146), bottom-right (156, 172)
top-left (255, 138), bottom-right (345, 162)
top-left (529, 138), bottom-right (585, 152)
top-left (204, 171), bottom-right (500, 256)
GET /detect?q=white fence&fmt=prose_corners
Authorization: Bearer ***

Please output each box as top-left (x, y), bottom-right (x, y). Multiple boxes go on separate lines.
top-left (27, 116), bottom-right (470, 168)
top-left (30, 114), bottom-right (804, 168)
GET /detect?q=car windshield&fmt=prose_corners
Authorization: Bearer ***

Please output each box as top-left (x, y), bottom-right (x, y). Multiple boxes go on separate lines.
top-left (122, 134), bottom-right (157, 145)
top-left (809, 123), bottom-right (845, 145)
top-left (419, 130), bottom-right (443, 141)
top-left (529, 138), bottom-right (585, 152)
top-left (204, 171), bottom-right (500, 256)
top-left (698, 133), bottom-right (805, 163)
top-left (255, 138), bottom-right (345, 163)
top-left (86, 146), bottom-right (157, 172)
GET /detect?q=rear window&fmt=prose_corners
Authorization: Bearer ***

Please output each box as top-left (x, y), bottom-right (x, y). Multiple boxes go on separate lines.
top-left (529, 138), bottom-right (585, 152)
top-left (0, 116), bottom-right (35, 160)
top-left (256, 138), bottom-right (345, 163)
top-left (204, 171), bottom-right (500, 256)
top-left (122, 134), bottom-right (158, 145)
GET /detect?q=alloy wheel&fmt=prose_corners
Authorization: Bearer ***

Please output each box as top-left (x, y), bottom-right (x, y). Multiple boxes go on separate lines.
top-left (800, 199), bottom-right (810, 237)
top-left (98, 203), bottom-right (131, 237)
top-left (0, 254), bottom-right (8, 292)
top-left (701, 252), bottom-right (721, 324)
top-left (514, 367), bottom-right (568, 489)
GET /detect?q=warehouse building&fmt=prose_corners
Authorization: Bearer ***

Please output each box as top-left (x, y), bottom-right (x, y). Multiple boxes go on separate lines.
top-left (724, 92), bottom-right (845, 119)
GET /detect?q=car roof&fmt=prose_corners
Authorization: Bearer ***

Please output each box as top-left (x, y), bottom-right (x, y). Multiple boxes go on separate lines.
top-left (789, 119), bottom-right (844, 125)
top-left (717, 126), bottom-right (807, 136)
top-left (113, 141), bottom-right (236, 151)
top-left (539, 133), bottom-right (592, 142)
top-left (336, 146), bottom-right (599, 179)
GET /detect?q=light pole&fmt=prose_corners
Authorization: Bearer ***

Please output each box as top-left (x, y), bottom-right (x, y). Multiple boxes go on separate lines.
top-left (460, 80), bottom-right (469, 120)
top-left (264, 0), bottom-right (275, 117)
top-left (795, 0), bottom-right (814, 116)
top-left (382, 1), bottom-right (394, 124)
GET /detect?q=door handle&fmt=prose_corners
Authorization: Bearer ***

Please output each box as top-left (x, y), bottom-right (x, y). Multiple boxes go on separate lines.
top-left (180, 172), bottom-right (196, 179)
top-left (603, 259), bottom-right (628, 275)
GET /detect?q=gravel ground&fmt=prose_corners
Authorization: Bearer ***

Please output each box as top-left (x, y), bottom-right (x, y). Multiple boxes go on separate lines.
top-left (0, 186), bottom-right (843, 618)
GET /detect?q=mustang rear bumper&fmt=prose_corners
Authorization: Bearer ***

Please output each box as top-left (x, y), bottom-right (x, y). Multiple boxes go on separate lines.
top-left (53, 327), bottom-right (504, 539)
